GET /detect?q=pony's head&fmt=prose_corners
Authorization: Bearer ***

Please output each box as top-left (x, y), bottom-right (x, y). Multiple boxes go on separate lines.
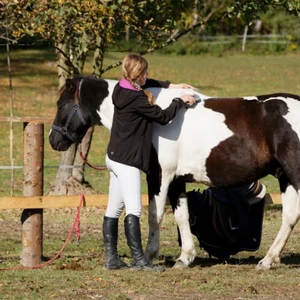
top-left (49, 75), bottom-right (109, 151)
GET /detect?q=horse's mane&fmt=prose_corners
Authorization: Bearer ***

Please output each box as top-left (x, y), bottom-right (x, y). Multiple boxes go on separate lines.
top-left (69, 74), bottom-right (108, 105)
top-left (61, 74), bottom-right (109, 124)
top-left (58, 84), bottom-right (67, 98)
top-left (256, 93), bottom-right (300, 101)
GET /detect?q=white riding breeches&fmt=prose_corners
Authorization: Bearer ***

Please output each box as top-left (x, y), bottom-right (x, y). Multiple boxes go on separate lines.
top-left (105, 155), bottom-right (142, 218)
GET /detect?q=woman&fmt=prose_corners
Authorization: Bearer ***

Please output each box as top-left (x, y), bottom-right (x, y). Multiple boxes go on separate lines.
top-left (103, 53), bottom-right (196, 271)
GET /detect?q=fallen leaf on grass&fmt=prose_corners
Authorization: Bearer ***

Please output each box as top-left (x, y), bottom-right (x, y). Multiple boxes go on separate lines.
top-left (57, 262), bottom-right (84, 271)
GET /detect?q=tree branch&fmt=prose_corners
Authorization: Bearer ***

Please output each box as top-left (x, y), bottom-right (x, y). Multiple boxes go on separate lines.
top-left (54, 45), bottom-right (80, 75)
top-left (99, 16), bottom-right (223, 76)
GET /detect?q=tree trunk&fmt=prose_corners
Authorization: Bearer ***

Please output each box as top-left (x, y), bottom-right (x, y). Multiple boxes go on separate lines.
top-left (47, 143), bottom-right (77, 195)
top-left (56, 42), bottom-right (69, 89)
top-left (192, 0), bottom-right (199, 26)
top-left (47, 129), bottom-right (98, 195)
top-left (93, 36), bottom-right (105, 76)
top-left (242, 25), bottom-right (248, 52)
top-left (72, 126), bottom-right (95, 183)
top-left (125, 26), bottom-right (130, 41)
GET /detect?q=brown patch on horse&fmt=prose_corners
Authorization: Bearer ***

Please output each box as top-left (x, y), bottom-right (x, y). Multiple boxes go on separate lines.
top-left (204, 98), bottom-right (274, 187)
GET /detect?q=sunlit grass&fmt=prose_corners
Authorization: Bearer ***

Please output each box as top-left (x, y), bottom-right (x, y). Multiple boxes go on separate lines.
top-left (1, 208), bottom-right (300, 299)
top-left (0, 49), bottom-right (299, 195)
top-left (1, 49), bottom-right (300, 299)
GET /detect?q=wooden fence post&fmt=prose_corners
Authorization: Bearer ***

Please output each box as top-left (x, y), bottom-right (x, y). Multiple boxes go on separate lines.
top-left (20, 122), bottom-right (44, 267)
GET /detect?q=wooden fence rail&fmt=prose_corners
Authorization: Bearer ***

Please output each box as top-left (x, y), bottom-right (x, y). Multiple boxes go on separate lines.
top-left (0, 193), bottom-right (282, 210)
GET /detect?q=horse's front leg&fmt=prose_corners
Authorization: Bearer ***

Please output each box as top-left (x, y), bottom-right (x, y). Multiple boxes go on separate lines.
top-left (145, 193), bottom-right (167, 261)
top-left (256, 185), bottom-right (300, 271)
top-left (167, 179), bottom-right (196, 268)
top-left (145, 172), bottom-right (173, 261)
top-left (173, 193), bottom-right (197, 269)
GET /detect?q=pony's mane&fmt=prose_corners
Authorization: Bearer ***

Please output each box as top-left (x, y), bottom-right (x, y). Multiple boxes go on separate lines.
top-left (256, 92), bottom-right (300, 102)
top-left (61, 74), bottom-right (109, 125)
top-left (58, 74), bottom-right (85, 100)
top-left (58, 84), bottom-right (67, 98)
top-left (72, 74), bottom-right (109, 108)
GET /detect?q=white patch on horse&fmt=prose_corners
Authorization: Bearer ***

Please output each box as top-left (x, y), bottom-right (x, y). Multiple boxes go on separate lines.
top-left (243, 96), bottom-right (259, 101)
top-left (149, 88), bottom-right (233, 183)
top-left (280, 96), bottom-right (300, 137)
top-left (98, 79), bottom-right (116, 130)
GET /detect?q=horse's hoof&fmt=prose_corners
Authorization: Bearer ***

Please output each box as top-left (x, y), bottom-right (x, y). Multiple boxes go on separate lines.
top-left (173, 259), bottom-right (189, 269)
top-left (145, 252), bottom-right (157, 262)
top-left (255, 260), bottom-right (271, 271)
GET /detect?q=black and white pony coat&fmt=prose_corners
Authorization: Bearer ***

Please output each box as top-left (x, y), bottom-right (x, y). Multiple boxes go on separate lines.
top-left (49, 75), bottom-right (300, 270)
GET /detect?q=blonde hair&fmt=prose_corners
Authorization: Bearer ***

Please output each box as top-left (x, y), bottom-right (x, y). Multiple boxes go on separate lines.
top-left (122, 54), bottom-right (155, 105)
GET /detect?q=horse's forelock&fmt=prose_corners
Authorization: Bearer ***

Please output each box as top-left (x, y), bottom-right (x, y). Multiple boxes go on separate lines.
top-left (58, 85), bottom-right (66, 98)
top-left (58, 76), bottom-right (83, 103)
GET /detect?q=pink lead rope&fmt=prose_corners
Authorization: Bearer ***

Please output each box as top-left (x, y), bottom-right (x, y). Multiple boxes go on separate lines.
top-left (79, 151), bottom-right (108, 170)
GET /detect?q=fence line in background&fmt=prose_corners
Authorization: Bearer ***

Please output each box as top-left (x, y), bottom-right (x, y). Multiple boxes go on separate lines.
top-left (0, 164), bottom-right (107, 170)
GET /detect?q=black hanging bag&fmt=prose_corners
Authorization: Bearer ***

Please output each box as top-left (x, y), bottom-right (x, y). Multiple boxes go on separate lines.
top-left (187, 182), bottom-right (265, 259)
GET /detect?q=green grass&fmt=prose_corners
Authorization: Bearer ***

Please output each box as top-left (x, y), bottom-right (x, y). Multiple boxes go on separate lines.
top-left (1, 207), bottom-right (300, 299)
top-left (0, 49), bottom-right (300, 297)
top-left (0, 50), bottom-right (300, 196)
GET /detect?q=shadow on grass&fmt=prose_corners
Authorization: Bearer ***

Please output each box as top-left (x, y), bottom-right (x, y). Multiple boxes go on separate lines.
top-left (3, 252), bottom-right (300, 271)
top-left (0, 48), bottom-right (56, 63)
top-left (280, 253), bottom-right (300, 266)
top-left (0, 48), bottom-right (58, 84)
top-left (162, 252), bottom-right (300, 269)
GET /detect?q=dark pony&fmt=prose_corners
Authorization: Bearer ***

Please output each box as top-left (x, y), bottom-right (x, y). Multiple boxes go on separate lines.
top-left (50, 75), bottom-right (109, 149)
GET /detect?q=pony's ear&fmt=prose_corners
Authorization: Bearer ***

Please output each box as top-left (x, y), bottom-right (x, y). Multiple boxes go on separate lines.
top-left (65, 79), bottom-right (76, 93)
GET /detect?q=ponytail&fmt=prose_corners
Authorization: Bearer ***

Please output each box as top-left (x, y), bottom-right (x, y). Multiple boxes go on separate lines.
top-left (143, 90), bottom-right (155, 106)
top-left (122, 54), bottom-right (156, 105)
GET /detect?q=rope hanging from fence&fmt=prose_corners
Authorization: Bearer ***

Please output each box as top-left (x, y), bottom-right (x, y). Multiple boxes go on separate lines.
top-left (79, 151), bottom-right (108, 170)
top-left (0, 193), bottom-right (84, 271)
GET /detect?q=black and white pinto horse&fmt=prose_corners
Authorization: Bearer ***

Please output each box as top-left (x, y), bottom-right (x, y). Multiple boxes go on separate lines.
top-left (49, 75), bottom-right (300, 271)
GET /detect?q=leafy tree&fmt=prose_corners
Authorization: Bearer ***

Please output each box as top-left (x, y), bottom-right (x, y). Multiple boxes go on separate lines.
top-left (1, 0), bottom-right (191, 194)
top-left (0, 0), bottom-right (299, 195)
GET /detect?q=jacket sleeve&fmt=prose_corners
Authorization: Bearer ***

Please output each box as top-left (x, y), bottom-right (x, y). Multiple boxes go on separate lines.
top-left (142, 78), bottom-right (171, 89)
top-left (135, 95), bottom-right (185, 125)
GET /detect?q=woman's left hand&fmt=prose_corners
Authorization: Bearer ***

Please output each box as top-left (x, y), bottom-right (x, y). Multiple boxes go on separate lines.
top-left (169, 83), bottom-right (196, 90)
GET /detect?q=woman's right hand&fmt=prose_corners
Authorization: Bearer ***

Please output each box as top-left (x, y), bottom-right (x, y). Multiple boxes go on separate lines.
top-left (180, 94), bottom-right (196, 106)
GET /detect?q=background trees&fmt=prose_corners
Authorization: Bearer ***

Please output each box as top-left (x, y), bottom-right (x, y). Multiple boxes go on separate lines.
top-left (0, 0), bottom-right (299, 195)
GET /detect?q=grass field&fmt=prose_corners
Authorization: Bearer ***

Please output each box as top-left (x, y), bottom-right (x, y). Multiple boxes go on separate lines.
top-left (0, 49), bottom-right (300, 299)
top-left (0, 49), bottom-right (299, 196)
top-left (0, 50), bottom-right (300, 300)
top-left (1, 206), bottom-right (300, 299)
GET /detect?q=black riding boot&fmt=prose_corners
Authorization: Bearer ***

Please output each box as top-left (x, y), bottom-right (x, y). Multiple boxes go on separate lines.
top-left (124, 214), bottom-right (164, 271)
top-left (102, 216), bottom-right (128, 270)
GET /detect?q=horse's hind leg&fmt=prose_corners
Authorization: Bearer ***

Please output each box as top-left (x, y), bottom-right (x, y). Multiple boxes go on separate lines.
top-left (257, 181), bottom-right (300, 271)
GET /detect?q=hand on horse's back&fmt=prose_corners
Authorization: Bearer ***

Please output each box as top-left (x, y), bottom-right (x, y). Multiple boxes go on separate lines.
top-left (180, 94), bottom-right (196, 107)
